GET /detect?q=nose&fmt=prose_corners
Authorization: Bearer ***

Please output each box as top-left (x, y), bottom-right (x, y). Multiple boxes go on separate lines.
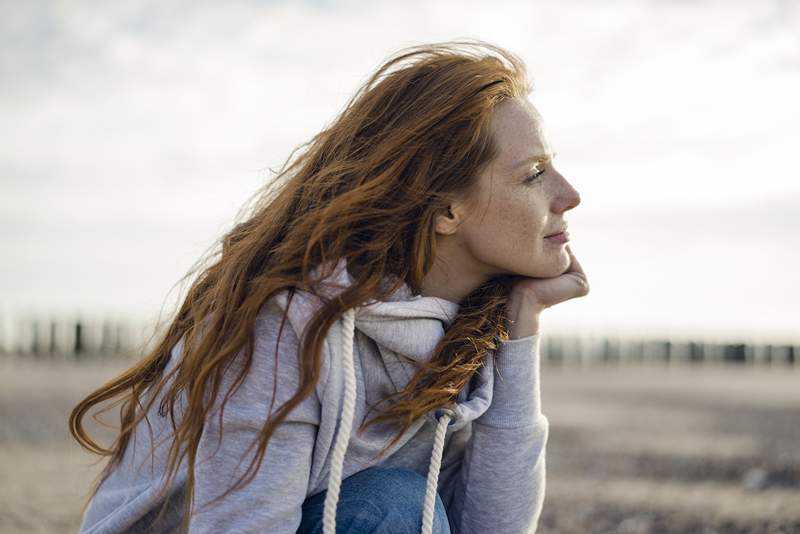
top-left (551, 174), bottom-right (581, 214)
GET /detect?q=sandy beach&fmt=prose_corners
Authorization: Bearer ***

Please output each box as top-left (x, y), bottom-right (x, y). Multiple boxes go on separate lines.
top-left (1, 355), bottom-right (798, 533)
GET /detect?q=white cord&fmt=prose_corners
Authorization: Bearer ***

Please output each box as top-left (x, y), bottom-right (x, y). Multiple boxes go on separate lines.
top-left (322, 307), bottom-right (357, 534)
top-left (421, 407), bottom-right (453, 534)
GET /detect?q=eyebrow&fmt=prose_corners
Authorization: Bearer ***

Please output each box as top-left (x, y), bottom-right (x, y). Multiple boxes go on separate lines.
top-left (512, 151), bottom-right (557, 169)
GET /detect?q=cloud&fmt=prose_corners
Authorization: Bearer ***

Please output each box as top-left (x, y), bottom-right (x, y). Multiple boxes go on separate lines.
top-left (1, 0), bottom-right (798, 339)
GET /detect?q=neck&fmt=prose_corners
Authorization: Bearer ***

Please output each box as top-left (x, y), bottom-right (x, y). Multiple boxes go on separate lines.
top-left (419, 248), bottom-right (489, 304)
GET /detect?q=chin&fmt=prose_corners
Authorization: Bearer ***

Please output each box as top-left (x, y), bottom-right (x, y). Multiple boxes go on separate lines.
top-left (525, 252), bottom-right (571, 278)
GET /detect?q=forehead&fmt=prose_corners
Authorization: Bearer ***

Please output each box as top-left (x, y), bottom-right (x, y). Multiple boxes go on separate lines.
top-left (490, 98), bottom-right (553, 172)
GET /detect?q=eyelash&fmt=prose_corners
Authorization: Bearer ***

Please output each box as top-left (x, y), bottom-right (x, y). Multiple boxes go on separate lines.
top-left (524, 166), bottom-right (546, 183)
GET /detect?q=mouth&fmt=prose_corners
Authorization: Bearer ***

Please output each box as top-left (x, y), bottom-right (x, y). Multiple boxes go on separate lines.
top-left (544, 231), bottom-right (570, 244)
top-left (544, 227), bottom-right (568, 238)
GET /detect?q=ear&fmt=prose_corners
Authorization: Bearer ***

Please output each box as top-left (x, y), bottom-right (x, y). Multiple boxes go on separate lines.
top-left (433, 202), bottom-right (463, 236)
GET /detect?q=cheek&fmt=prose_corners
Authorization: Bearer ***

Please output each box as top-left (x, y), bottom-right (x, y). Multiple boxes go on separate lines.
top-left (509, 200), bottom-right (542, 238)
top-left (464, 190), bottom-right (544, 254)
top-left (496, 189), bottom-right (544, 237)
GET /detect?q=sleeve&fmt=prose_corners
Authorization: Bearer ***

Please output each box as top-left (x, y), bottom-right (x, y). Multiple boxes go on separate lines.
top-left (188, 304), bottom-right (322, 533)
top-left (446, 333), bottom-right (549, 534)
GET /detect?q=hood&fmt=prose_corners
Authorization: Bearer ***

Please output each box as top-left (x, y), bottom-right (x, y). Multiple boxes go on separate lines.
top-left (313, 256), bottom-right (461, 352)
top-left (311, 258), bottom-right (495, 428)
top-left (309, 257), bottom-right (495, 534)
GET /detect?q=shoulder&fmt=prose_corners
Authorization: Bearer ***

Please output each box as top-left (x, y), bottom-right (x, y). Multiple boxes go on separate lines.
top-left (259, 288), bottom-right (325, 341)
top-left (254, 288), bottom-right (337, 402)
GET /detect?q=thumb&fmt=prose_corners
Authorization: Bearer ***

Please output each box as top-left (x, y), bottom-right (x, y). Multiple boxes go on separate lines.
top-left (564, 245), bottom-right (589, 295)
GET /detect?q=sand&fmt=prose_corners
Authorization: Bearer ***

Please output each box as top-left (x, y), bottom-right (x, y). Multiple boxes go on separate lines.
top-left (1, 355), bottom-right (798, 533)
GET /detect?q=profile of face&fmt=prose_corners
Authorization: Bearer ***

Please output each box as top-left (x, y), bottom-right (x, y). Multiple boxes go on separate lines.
top-left (431, 97), bottom-right (581, 296)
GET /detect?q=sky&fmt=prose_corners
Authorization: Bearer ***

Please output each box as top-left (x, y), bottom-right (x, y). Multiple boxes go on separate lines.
top-left (1, 0), bottom-right (799, 348)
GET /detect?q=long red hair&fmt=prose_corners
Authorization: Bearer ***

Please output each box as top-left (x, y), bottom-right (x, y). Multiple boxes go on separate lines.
top-left (69, 38), bottom-right (531, 529)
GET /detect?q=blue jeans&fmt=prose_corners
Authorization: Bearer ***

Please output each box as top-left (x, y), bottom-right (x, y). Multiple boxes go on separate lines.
top-left (298, 466), bottom-right (451, 534)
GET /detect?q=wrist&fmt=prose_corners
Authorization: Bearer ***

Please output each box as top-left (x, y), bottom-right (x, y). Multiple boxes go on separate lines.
top-left (506, 285), bottom-right (545, 339)
top-left (507, 302), bottom-right (543, 339)
top-left (509, 320), bottom-right (540, 339)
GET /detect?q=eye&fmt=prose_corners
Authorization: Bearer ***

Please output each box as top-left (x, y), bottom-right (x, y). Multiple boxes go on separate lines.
top-left (524, 164), bottom-right (546, 183)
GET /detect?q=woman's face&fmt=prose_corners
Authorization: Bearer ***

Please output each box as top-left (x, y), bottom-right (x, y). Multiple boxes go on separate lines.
top-left (442, 97), bottom-right (581, 284)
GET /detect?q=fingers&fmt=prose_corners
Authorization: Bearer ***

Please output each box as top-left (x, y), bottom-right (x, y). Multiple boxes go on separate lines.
top-left (564, 245), bottom-right (590, 295)
top-left (564, 245), bottom-right (584, 275)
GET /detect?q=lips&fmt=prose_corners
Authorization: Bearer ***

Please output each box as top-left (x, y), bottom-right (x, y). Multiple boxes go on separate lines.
top-left (545, 231), bottom-right (569, 244)
top-left (544, 227), bottom-right (568, 238)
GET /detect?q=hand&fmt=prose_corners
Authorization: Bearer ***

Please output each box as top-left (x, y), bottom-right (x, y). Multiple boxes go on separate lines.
top-left (513, 244), bottom-right (590, 310)
top-left (506, 245), bottom-right (590, 338)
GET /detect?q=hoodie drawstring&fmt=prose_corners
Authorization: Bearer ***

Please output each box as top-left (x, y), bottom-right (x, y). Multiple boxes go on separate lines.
top-left (322, 308), bottom-right (358, 534)
top-left (322, 307), bottom-right (452, 534)
top-left (422, 406), bottom-right (453, 534)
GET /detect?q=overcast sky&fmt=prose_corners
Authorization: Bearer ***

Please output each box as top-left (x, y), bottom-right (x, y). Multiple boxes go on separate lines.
top-left (2, 0), bottom-right (799, 346)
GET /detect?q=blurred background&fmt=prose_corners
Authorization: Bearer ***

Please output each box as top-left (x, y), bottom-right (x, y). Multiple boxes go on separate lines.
top-left (1, 0), bottom-right (798, 533)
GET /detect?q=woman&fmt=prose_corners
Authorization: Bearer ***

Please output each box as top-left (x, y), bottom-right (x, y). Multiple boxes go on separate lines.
top-left (70, 39), bottom-right (588, 534)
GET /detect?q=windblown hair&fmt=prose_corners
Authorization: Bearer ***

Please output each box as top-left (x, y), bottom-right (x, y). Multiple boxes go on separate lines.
top-left (69, 38), bottom-right (532, 530)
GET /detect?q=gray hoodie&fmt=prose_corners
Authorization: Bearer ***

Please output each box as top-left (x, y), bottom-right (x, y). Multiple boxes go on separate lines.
top-left (79, 258), bottom-right (549, 533)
